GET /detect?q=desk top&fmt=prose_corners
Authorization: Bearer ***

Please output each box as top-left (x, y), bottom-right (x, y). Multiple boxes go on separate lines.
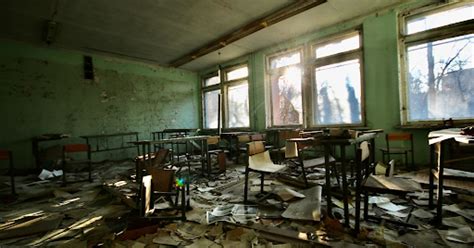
top-left (320, 132), bottom-right (379, 145)
top-left (80, 132), bottom-right (139, 139)
top-left (428, 128), bottom-right (474, 145)
top-left (130, 135), bottom-right (211, 145)
top-left (151, 128), bottom-right (197, 134)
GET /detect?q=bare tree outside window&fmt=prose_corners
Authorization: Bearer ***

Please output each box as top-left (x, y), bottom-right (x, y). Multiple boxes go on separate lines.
top-left (406, 34), bottom-right (474, 121)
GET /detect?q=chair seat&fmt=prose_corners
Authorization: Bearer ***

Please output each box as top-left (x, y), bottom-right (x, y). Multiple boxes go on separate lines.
top-left (302, 156), bottom-right (335, 169)
top-left (249, 151), bottom-right (285, 173)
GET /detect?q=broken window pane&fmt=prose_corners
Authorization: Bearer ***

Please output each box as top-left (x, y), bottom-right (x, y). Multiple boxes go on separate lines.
top-left (227, 67), bottom-right (248, 81)
top-left (270, 66), bottom-right (303, 126)
top-left (204, 75), bottom-right (220, 87)
top-left (406, 34), bottom-right (474, 121)
top-left (203, 90), bottom-right (220, 129)
top-left (406, 4), bottom-right (474, 35)
top-left (315, 33), bottom-right (360, 59)
top-left (314, 59), bottom-right (362, 125)
top-left (270, 52), bottom-right (301, 69)
top-left (227, 83), bottom-right (249, 128)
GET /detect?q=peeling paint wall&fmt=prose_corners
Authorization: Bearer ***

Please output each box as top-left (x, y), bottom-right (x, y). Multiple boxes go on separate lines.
top-left (0, 40), bottom-right (199, 169)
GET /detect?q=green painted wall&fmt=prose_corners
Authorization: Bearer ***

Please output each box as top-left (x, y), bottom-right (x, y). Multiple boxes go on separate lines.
top-left (0, 40), bottom-right (199, 169)
top-left (201, 0), bottom-right (438, 166)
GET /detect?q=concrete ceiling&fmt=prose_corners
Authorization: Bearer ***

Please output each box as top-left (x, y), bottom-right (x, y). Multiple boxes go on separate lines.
top-left (1, 0), bottom-right (405, 71)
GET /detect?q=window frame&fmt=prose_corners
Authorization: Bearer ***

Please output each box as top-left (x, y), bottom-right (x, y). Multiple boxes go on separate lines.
top-left (309, 30), bottom-right (366, 128)
top-left (265, 47), bottom-right (305, 128)
top-left (399, 2), bottom-right (474, 126)
top-left (200, 63), bottom-right (251, 131)
top-left (201, 71), bottom-right (221, 130)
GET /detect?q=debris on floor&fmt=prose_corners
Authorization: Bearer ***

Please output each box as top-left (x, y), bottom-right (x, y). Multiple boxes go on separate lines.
top-left (1, 157), bottom-right (473, 247)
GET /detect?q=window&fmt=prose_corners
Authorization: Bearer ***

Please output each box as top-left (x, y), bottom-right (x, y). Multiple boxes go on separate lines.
top-left (224, 65), bottom-right (249, 128)
top-left (202, 73), bottom-right (221, 129)
top-left (201, 64), bottom-right (250, 129)
top-left (401, 3), bottom-right (474, 124)
top-left (267, 50), bottom-right (303, 126)
top-left (312, 32), bottom-right (363, 126)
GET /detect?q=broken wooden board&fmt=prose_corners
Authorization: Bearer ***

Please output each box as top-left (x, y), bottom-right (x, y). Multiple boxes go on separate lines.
top-left (0, 213), bottom-right (63, 240)
top-left (281, 185), bottom-right (321, 221)
top-left (366, 175), bottom-right (422, 192)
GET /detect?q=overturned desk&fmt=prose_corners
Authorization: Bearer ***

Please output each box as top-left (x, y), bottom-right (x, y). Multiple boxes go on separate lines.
top-left (428, 128), bottom-right (474, 223)
top-left (321, 131), bottom-right (380, 227)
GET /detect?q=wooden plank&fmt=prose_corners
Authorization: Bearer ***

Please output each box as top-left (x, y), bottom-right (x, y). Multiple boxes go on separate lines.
top-left (0, 213), bottom-right (63, 240)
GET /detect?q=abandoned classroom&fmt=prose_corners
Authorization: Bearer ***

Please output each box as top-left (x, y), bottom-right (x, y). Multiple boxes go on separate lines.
top-left (1, 0), bottom-right (474, 247)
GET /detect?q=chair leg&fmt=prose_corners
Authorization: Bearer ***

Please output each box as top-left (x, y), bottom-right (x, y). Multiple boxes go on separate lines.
top-left (88, 161), bottom-right (92, 182)
top-left (9, 156), bottom-right (15, 195)
top-left (181, 187), bottom-right (186, 220)
top-left (260, 173), bottom-right (264, 193)
top-left (62, 161), bottom-right (67, 186)
top-left (300, 163), bottom-right (308, 188)
top-left (244, 168), bottom-right (249, 203)
top-left (363, 191), bottom-right (369, 220)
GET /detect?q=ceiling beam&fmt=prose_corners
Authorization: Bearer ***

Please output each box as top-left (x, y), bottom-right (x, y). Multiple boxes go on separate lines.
top-left (169, 0), bottom-right (327, 68)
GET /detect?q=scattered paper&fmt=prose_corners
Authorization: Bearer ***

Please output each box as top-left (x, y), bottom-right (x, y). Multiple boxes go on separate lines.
top-left (277, 188), bottom-right (305, 201)
top-left (52, 170), bottom-right (63, 177)
top-left (211, 205), bottom-right (234, 217)
top-left (444, 204), bottom-right (474, 221)
top-left (446, 227), bottom-right (474, 244)
top-left (369, 196), bottom-right (391, 204)
top-left (411, 208), bottom-right (434, 219)
top-left (376, 202), bottom-right (408, 212)
top-left (385, 211), bottom-right (409, 218)
top-left (442, 216), bottom-right (468, 228)
top-left (38, 169), bottom-right (54, 180)
top-left (412, 199), bottom-right (429, 206)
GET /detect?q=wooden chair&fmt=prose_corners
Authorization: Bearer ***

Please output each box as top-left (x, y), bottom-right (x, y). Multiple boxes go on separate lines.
top-left (140, 168), bottom-right (186, 220)
top-left (243, 141), bottom-right (286, 203)
top-left (207, 136), bottom-right (227, 174)
top-left (62, 144), bottom-right (92, 185)
top-left (236, 134), bottom-right (251, 164)
top-left (355, 144), bottom-right (421, 233)
top-left (0, 150), bottom-right (15, 195)
top-left (284, 137), bottom-right (334, 187)
top-left (135, 148), bottom-right (170, 183)
top-left (380, 133), bottom-right (415, 170)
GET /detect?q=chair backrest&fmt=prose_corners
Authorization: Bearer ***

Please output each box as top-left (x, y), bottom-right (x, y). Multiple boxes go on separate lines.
top-left (207, 136), bottom-right (220, 145)
top-left (148, 168), bottom-right (175, 192)
top-left (64, 144), bottom-right (89, 153)
top-left (386, 133), bottom-right (413, 150)
top-left (237, 134), bottom-right (251, 143)
top-left (250, 133), bottom-right (265, 141)
top-left (0, 150), bottom-right (11, 160)
top-left (152, 148), bottom-right (169, 167)
top-left (247, 141), bottom-right (265, 156)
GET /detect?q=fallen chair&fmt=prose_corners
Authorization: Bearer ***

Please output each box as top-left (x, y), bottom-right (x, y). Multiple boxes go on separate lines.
top-left (139, 168), bottom-right (186, 220)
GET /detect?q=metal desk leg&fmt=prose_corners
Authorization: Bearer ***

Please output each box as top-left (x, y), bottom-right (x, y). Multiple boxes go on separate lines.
top-left (324, 143), bottom-right (333, 218)
top-left (354, 149), bottom-right (362, 233)
top-left (428, 144), bottom-right (435, 209)
top-left (436, 142), bottom-right (445, 224)
top-left (340, 145), bottom-right (350, 227)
